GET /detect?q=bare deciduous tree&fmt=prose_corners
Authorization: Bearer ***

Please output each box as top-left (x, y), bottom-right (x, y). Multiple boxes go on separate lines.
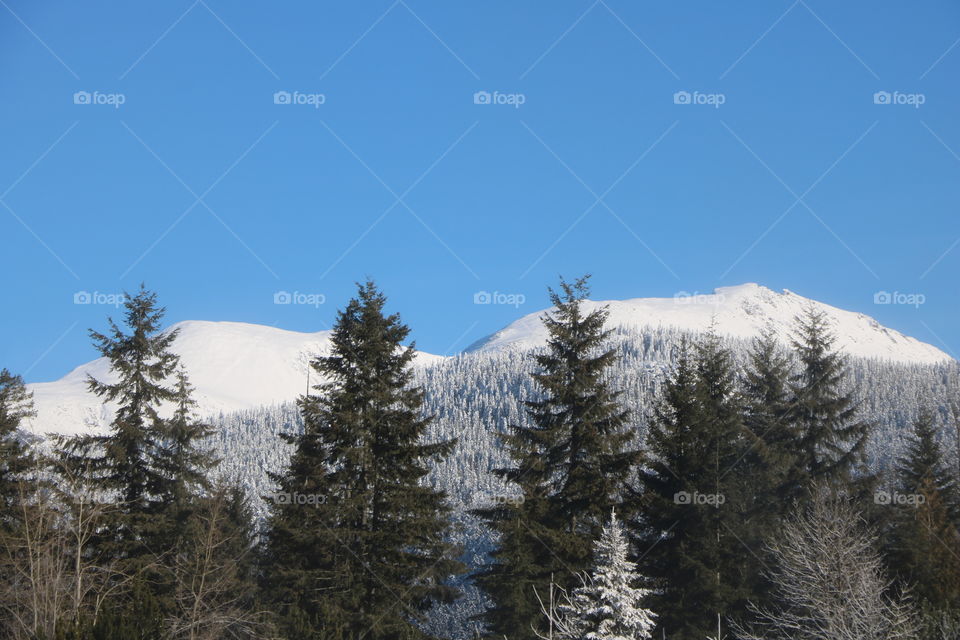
top-left (732, 487), bottom-right (919, 640)
top-left (165, 484), bottom-right (267, 640)
top-left (0, 460), bottom-right (146, 639)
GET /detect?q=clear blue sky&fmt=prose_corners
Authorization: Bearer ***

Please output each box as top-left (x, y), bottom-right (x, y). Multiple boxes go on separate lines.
top-left (2, 0), bottom-right (958, 382)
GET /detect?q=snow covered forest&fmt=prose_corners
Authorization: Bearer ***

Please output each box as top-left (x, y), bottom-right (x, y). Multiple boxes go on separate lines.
top-left (2, 279), bottom-right (960, 640)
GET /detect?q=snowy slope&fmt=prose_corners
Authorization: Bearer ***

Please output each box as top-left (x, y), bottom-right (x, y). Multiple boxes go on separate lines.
top-left (25, 320), bottom-right (444, 437)
top-left (467, 283), bottom-right (950, 364)
top-left (26, 285), bottom-right (950, 437)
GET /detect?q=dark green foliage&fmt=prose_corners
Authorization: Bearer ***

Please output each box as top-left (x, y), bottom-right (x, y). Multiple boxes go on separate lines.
top-left (789, 307), bottom-right (872, 492)
top-left (59, 285), bottom-right (180, 520)
top-left (0, 368), bottom-right (35, 532)
top-left (476, 276), bottom-right (640, 640)
top-left (741, 331), bottom-right (799, 513)
top-left (264, 281), bottom-right (462, 640)
top-left (886, 411), bottom-right (960, 617)
top-left (153, 366), bottom-right (218, 537)
top-left (636, 337), bottom-right (756, 640)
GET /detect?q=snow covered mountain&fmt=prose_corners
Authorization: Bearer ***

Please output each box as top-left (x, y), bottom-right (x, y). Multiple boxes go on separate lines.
top-left (24, 284), bottom-right (950, 438)
top-left (467, 283), bottom-right (950, 365)
top-left (25, 320), bottom-right (443, 437)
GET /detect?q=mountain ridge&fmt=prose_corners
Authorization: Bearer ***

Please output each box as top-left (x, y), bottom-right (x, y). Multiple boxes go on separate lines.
top-left (24, 284), bottom-right (951, 437)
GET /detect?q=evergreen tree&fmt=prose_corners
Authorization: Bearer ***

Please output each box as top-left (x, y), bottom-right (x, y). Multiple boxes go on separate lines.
top-left (887, 410), bottom-right (960, 614)
top-left (635, 336), bottom-right (754, 640)
top-left (154, 366), bottom-right (218, 532)
top-left (60, 285), bottom-right (180, 521)
top-left (741, 331), bottom-right (798, 512)
top-left (264, 281), bottom-right (461, 640)
top-left (477, 276), bottom-right (640, 640)
top-left (558, 510), bottom-right (655, 640)
top-left (789, 308), bottom-right (871, 492)
top-left (0, 369), bottom-right (35, 532)
top-left (737, 332), bottom-right (799, 613)
top-left (55, 286), bottom-right (182, 633)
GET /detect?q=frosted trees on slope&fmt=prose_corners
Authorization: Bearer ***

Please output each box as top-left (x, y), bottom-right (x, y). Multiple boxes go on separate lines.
top-left (538, 510), bottom-right (655, 640)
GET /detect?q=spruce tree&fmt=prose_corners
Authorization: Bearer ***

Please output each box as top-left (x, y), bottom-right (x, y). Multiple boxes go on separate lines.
top-left (737, 332), bottom-right (799, 612)
top-left (476, 276), bottom-right (640, 640)
top-left (741, 331), bottom-right (798, 511)
top-left (789, 307), bottom-right (871, 492)
top-left (558, 510), bottom-right (656, 640)
top-left (635, 336), bottom-right (754, 640)
top-left (264, 281), bottom-right (461, 640)
top-left (154, 366), bottom-right (218, 533)
top-left (887, 411), bottom-right (960, 612)
top-left (56, 286), bottom-right (182, 632)
top-left (0, 369), bottom-right (35, 532)
top-left (60, 285), bottom-right (180, 521)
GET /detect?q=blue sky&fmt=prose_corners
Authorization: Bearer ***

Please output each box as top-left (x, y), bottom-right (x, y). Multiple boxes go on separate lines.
top-left (1, 0), bottom-right (958, 381)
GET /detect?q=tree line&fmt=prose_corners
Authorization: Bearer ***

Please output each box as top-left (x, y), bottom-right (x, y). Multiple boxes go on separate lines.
top-left (0, 278), bottom-right (958, 639)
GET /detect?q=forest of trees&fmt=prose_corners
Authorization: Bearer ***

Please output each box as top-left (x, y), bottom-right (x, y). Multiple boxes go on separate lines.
top-left (1, 278), bottom-right (959, 639)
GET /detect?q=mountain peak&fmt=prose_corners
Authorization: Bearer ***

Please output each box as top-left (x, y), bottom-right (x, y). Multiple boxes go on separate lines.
top-left (467, 283), bottom-right (950, 365)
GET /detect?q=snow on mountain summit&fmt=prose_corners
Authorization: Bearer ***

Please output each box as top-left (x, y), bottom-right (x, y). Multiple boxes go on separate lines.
top-left (25, 320), bottom-right (443, 437)
top-left (24, 286), bottom-right (949, 438)
top-left (466, 283), bottom-right (950, 365)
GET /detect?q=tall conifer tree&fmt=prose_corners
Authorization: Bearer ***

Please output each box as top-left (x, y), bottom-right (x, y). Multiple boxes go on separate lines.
top-left (60, 285), bottom-right (180, 523)
top-left (636, 336), bottom-right (754, 640)
top-left (265, 281), bottom-right (461, 640)
top-left (789, 308), bottom-right (871, 492)
top-left (154, 366), bottom-right (218, 532)
top-left (476, 276), bottom-right (640, 640)
top-left (887, 411), bottom-right (960, 613)
top-left (478, 276), bottom-right (639, 638)
top-left (0, 369), bottom-right (34, 532)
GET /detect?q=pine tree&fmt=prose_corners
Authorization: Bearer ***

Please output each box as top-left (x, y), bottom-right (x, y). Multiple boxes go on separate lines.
top-left (477, 276), bottom-right (640, 640)
top-left (635, 336), bottom-right (754, 640)
top-left (789, 307), bottom-right (871, 492)
top-left (264, 281), bottom-right (461, 640)
top-left (55, 286), bottom-right (182, 633)
top-left (741, 331), bottom-right (798, 511)
top-left (737, 332), bottom-right (799, 613)
top-left (59, 285), bottom-right (180, 521)
top-left (0, 369), bottom-right (35, 532)
top-left (887, 410), bottom-right (960, 613)
top-left (557, 510), bottom-right (655, 640)
top-left (154, 366), bottom-right (218, 533)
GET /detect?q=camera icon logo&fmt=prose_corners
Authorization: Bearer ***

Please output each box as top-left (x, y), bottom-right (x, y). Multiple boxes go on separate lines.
top-left (73, 91), bottom-right (91, 105)
top-left (73, 291), bottom-right (92, 305)
top-left (873, 91), bottom-right (891, 105)
top-left (673, 491), bottom-right (692, 504)
top-left (874, 491), bottom-right (891, 505)
top-left (474, 291), bottom-right (492, 304)
top-left (274, 291), bottom-right (292, 305)
top-left (673, 91), bottom-right (691, 105)
top-left (473, 91), bottom-right (491, 105)
top-left (274, 91), bottom-right (292, 105)
top-left (873, 291), bottom-right (892, 304)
